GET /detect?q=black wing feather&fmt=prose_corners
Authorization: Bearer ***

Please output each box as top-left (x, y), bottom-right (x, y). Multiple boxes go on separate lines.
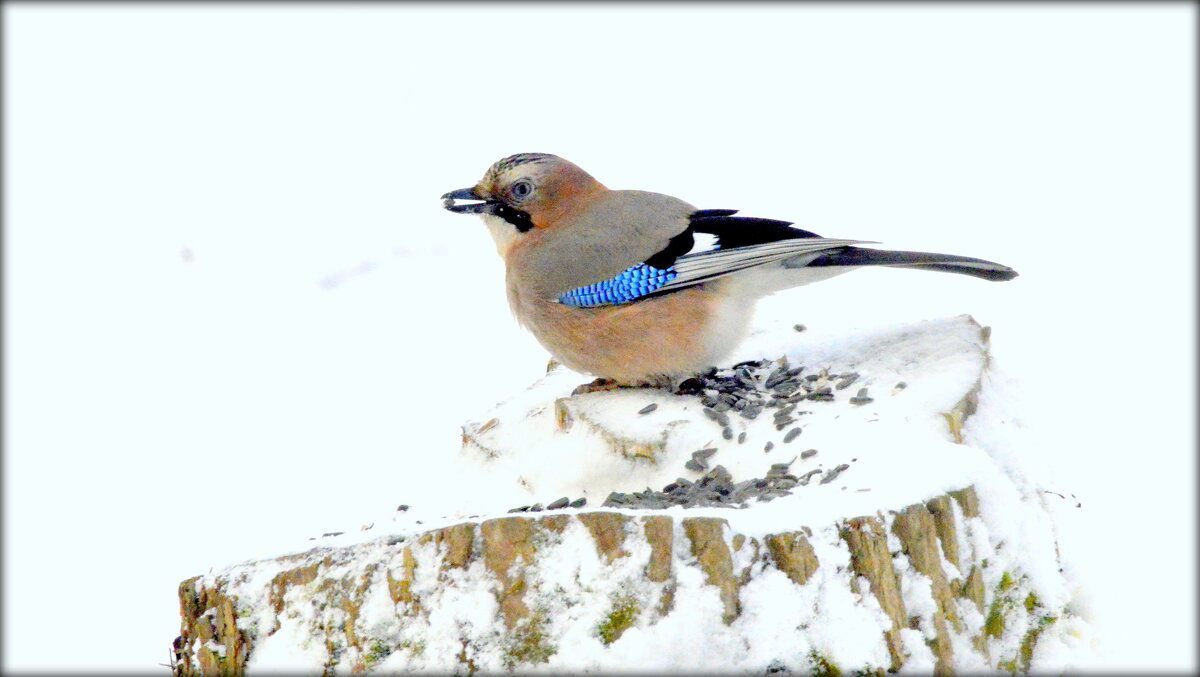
top-left (644, 229), bottom-right (694, 269)
top-left (690, 210), bottom-right (824, 247)
top-left (642, 209), bottom-right (825, 269)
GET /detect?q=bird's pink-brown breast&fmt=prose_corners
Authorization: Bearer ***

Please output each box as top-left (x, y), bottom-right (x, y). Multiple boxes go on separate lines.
top-left (507, 281), bottom-right (729, 382)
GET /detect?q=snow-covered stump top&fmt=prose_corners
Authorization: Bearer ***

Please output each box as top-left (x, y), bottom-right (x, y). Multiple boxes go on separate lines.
top-left (172, 315), bottom-right (1092, 675)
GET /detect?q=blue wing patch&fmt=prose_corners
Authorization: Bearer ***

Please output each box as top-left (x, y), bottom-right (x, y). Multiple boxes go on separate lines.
top-left (558, 263), bottom-right (679, 308)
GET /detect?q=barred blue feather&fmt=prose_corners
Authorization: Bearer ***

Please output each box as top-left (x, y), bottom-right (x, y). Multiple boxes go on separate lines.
top-left (558, 263), bottom-right (679, 308)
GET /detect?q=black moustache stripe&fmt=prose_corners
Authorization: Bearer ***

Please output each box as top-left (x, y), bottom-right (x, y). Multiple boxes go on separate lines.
top-left (495, 204), bottom-right (535, 233)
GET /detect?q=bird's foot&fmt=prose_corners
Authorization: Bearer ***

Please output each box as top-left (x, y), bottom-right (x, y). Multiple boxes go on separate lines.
top-left (640, 374), bottom-right (678, 390)
top-left (571, 375), bottom-right (676, 396)
top-left (571, 378), bottom-right (623, 395)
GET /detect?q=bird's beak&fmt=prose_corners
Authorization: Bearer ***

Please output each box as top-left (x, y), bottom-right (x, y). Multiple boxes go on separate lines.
top-left (441, 187), bottom-right (498, 215)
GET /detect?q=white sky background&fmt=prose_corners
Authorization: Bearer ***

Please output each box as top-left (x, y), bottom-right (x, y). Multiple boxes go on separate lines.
top-left (3, 3), bottom-right (1194, 673)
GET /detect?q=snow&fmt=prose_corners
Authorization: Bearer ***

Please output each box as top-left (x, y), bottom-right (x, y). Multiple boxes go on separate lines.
top-left (4, 3), bottom-right (1195, 674)
top-left (177, 314), bottom-right (1082, 672)
top-left (246, 618), bottom-right (328, 675)
top-left (452, 317), bottom-right (976, 520)
top-left (248, 313), bottom-right (989, 545)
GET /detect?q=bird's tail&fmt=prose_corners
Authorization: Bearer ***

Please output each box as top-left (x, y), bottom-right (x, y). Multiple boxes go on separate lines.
top-left (796, 246), bottom-right (1018, 282)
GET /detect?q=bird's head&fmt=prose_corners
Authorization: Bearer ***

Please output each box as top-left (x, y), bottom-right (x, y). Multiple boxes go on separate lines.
top-left (442, 153), bottom-right (606, 255)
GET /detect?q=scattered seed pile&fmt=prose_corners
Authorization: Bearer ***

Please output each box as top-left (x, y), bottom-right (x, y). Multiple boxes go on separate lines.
top-left (676, 357), bottom-right (867, 411)
top-left (507, 497), bottom-right (588, 514)
top-left (509, 357), bottom-right (875, 513)
top-left (602, 456), bottom-right (842, 509)
top-left (640, 357), bottom-right (862, 507)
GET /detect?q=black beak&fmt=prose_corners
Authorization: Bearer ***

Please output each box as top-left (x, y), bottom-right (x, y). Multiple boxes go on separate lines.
top-left (441, 187), bottom-right (498, 214)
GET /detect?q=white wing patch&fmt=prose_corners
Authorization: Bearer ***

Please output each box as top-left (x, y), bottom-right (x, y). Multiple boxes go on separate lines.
top-left (687, 232), bottom-right (718, 256)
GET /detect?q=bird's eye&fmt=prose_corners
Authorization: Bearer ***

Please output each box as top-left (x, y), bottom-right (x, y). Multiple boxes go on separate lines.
top-left (510, 180), bottom-right (534, 201)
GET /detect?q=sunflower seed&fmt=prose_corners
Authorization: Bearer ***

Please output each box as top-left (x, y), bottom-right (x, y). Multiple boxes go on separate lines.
top-left (638, 403), bottom-right (659, 415)
top-left (774, 382), bottom-right (801, 396)
top-left (764, 366), bottom-right (787, 389)
top-left (767, 462), bottom-right (796, 477)
top-left (603, 492), bottom-right (628, 506)
top-left (735, 366), bottom-right (757, 388)
top-left (740, 403), bottom-right (763, 419)
top-left (849, 387), bottom-right (874, 405)
top-left (797, 469), bottom-right (823, 485)
top-left (835, 373), bottom-right (859, 390)
top-left (819, 463), bottom-right (850, 484)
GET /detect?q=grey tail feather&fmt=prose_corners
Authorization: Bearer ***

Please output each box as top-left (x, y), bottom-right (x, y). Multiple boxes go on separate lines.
top-left (806, 246), bottom-right (1018, 282)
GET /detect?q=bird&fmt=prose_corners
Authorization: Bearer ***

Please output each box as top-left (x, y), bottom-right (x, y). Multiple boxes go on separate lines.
top-left (442, 153), bottom-right (1017, 388)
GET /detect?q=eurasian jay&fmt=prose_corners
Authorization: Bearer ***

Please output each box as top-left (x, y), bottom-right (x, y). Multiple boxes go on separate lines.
top-left (442, 153), bottom-right (1016, 386)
